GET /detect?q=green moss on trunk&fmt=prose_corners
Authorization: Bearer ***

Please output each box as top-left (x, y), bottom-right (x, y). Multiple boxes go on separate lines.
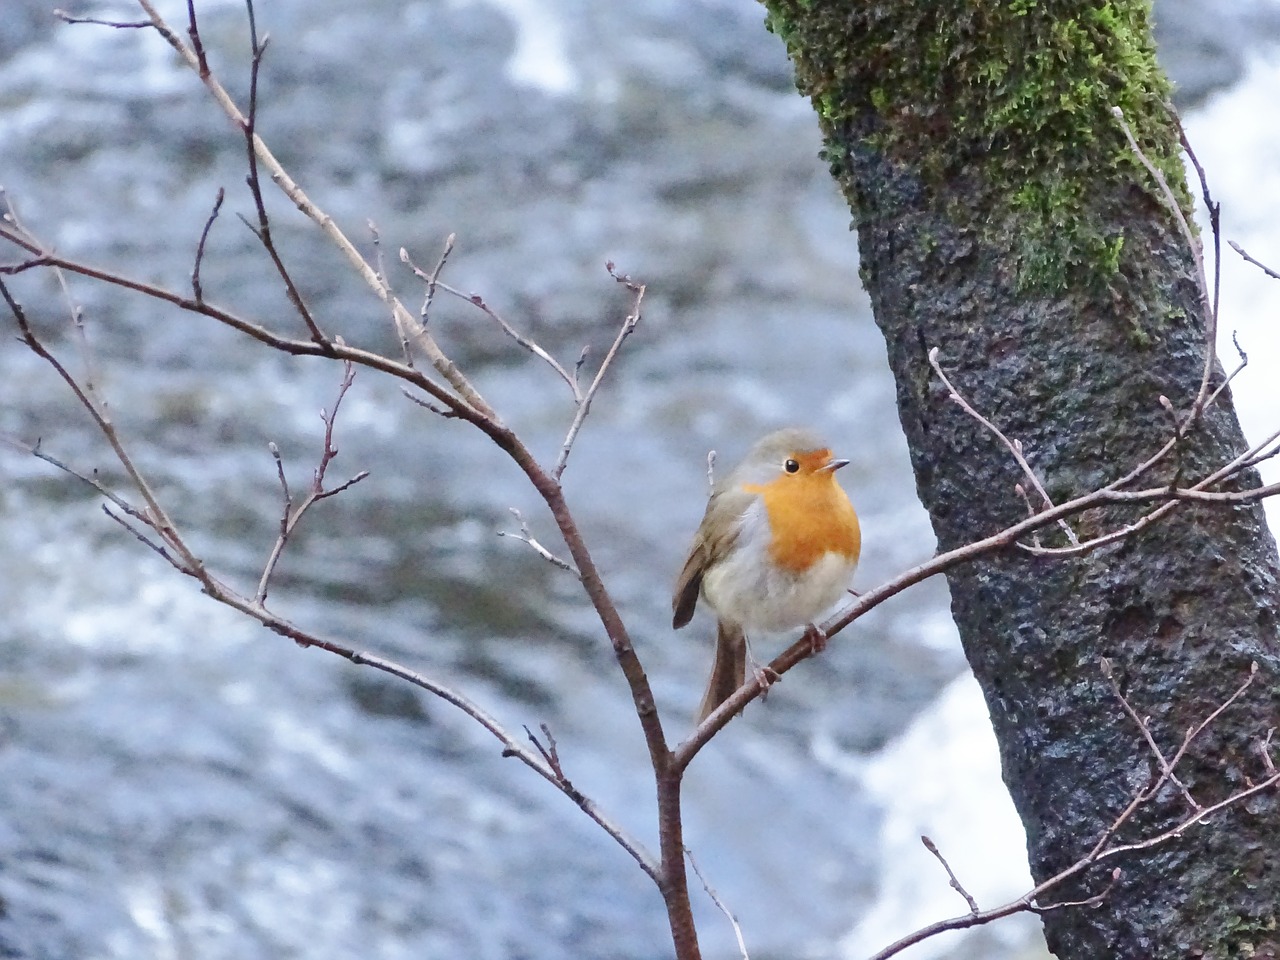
top-left (763, 0), bottom-right (1188, 294)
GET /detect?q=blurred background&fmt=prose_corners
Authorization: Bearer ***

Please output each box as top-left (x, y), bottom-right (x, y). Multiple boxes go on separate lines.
top-left (1, 1), bottom-right (1278, 958)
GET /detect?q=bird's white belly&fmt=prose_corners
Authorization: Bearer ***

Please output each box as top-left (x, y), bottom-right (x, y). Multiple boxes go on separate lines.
top-left (702, 535), bottom-right (856, 634)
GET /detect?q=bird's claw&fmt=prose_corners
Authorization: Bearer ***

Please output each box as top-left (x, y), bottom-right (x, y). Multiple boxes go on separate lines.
top-left (747, 656), bottom-right (781, 701)
top-left (803, 623), bottom-right (829, 655)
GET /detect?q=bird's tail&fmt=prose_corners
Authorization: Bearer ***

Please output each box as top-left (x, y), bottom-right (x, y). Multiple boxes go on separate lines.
top-left (696, 621), bottom-right (747, 723)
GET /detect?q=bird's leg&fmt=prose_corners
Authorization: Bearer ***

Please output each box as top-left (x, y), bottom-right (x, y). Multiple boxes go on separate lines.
top-left (742, 634), bottom-right (780, 699)
top-left (803, 622), bottom-right (828, 655)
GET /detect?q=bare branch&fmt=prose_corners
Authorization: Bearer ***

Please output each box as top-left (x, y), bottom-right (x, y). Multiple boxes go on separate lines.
top-left (256, 360), bottom-right (368, 604)
top-left (191, 187), bottom-right (224, 303)
top-left (1, 276), bottom-right (204, 577)
top-left (184, 0), bottom-right (209, 77)
top-left (686, 847), bottom-right (750, 960)
top-left (1031, 868), bottom-right (1123, 914)
top-left (130, 0), bottom-right (497, 419)
top-left (553, 270), bottom-right (644, 479)
top-left (18, 435), bottom-right (144, 519)
top-left (232, 5), bottom-right (328, 349)
top-left (929, 347), bottom-right (1079, 545)
top-left (523, 723), bottom-right (564, 778)
top-left (921, 835), bottom-right (979, 914)
top-left (102, 504), bottom-right (176, 564)
top-left (425, 275), bottom-right (579, 398)
top-left (0, 221), bottom-right (478, 421)
top-left (54, 9), bottom-right (151, 28)
top-left (1229, 240), bottom-right (1280, 281)
top-left (504, 722), bottom-right (660, 883)
top-left (498, 508), bottom-right (578, 575)
top-left (256, 606), bottom-right (659, 885)
top-left (1105, 665), bottom-right (1201, 811)
top-left (399, 233), bottom-right (455, 329)
top-left (1113, 106), bottom-right (1217, 425)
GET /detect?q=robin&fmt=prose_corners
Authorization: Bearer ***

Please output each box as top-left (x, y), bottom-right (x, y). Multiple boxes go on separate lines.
top-left (672, 428), bottom-right (861, 722)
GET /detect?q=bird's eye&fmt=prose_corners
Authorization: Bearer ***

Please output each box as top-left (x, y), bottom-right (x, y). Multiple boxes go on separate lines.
top-left (784, 458), bottom-right (800, 474)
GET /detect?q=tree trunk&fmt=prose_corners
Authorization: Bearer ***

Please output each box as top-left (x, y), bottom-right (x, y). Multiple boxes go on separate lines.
top-left (761, 1), bottom-right (1280, 956)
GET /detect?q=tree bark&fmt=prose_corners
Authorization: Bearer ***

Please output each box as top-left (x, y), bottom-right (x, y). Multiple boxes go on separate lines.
top-left (761, 2), bottom-right (1280, 956)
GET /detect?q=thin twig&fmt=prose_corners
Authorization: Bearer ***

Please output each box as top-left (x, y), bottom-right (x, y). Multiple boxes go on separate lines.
top-left (498, 508), bottom-right (578, 575)
top-left (400, 387), bottom-right (460, 418)
top-left (0, 276), bottom-right (204, 577)
top-left (399, 233), bottom-right (455, 330)
top-left (929, 347), bottom-right (1079, 545)
top-left (921, 835), bottom-right (979, 914)
top-left (1229, 240), bottom-right (1280, 281)
top-left (1014, 483), bottom-right (1045, 548)
top-left (256, 360), bottom-right (368, 604)
top-left (1030, 869), bottom-right (1123, 914)
top-left (20, 437), bottom-right (141, 518)
top-left (102, 504), bottom-right (176, 564)
top-left (131, 0), bottom-right (495, 418)
top-left (553, 270), bottom-right (644, 479)
top-left (426, 276), bottom-right (579, 397)
top-left (685, 847), bottom-right (750, 960)
top-left (184, 0), bottom-right (208, 77)
top-left (1104, 663), bottom-right (1200, 811)
top-left (1202, 331), bottom-right (1248, 413)
top-left (393, 236), bottom-right (456, 367)
top-left (523, 723), bottom-right (565, 779)
top-left (235, 1), bottom-right (327, 348)
top-left (1165, 662), bottom-right (1259, 778)
top-left (191, 187), bottom-right (224, 303)
top-left (1114, 106), bottom-right (1217, 425)
top-left (1020, 477), bottom-right (1280, 557)
top-left (54, 9), bottom-right (151, 27)
top-left (1174, 111), bottom-right (1221, 335)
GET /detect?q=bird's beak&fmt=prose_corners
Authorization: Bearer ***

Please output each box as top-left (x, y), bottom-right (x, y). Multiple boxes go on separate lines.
top-left (821, 458), bottom-right (850, 473)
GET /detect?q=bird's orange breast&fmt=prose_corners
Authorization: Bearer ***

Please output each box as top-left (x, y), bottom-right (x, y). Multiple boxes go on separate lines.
top-left (743, 472), bottom-right (861, 574)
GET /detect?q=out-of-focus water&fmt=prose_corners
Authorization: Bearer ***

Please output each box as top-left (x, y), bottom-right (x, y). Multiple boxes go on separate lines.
top-left (1, 1), bottom-right (1277, 958)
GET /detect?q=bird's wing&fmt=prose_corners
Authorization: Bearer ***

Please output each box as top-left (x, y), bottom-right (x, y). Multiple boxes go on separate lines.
top-left (671, 484), bottom-right (755, 629)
